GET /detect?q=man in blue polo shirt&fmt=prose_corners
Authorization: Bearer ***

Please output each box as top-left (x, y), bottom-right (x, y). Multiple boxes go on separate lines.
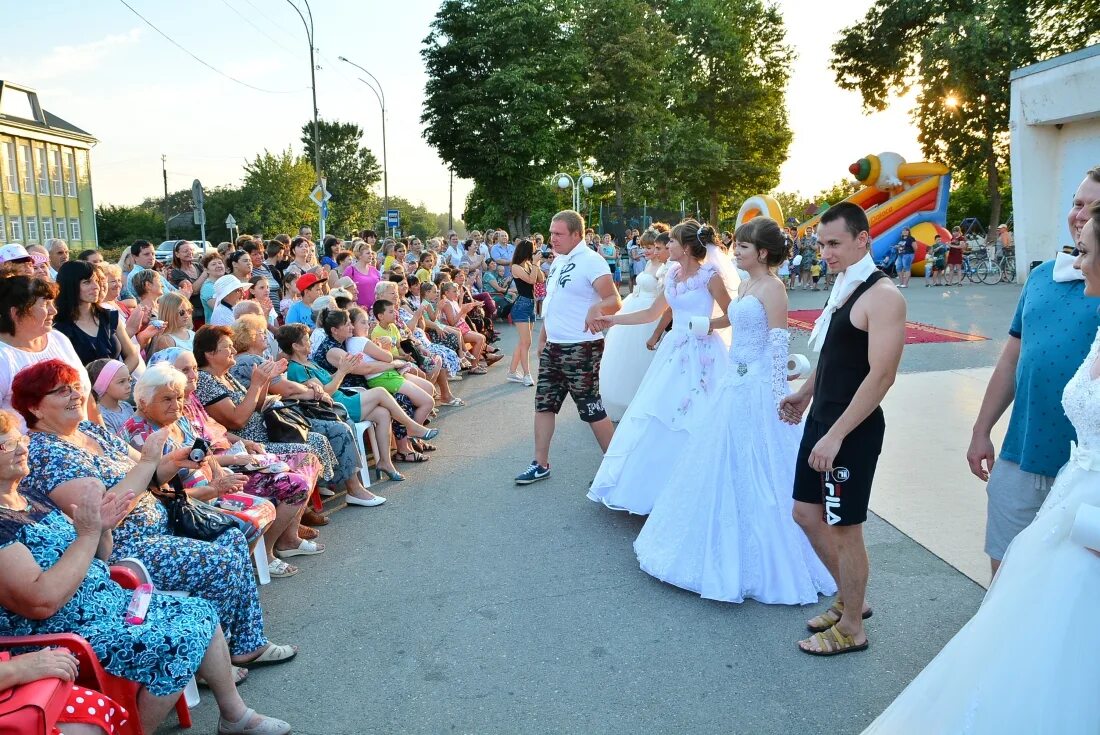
top-left (967, 166), bottom-right (1100, 576)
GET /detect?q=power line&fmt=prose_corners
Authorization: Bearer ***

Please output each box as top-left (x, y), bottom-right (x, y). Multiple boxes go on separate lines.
top-left (115, 0), bottom-right (309, 94)
top-left (218, 0), bottom-right (304, 58)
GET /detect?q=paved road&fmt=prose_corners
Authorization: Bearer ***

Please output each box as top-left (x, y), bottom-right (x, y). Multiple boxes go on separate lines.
top-left (171, 282), bottom-right (1015, 734)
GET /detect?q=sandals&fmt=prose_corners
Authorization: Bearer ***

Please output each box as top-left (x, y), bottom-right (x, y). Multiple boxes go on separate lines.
top-left (217, 707), bottom-right (291, 735)
top-left (395, 451), bottom-right (429, 463)
top-left (274, 539), bottom-right (326, 558)
top-left (267, 558), bottom-right (298, 578)
top-left (469, 366), bottom-right (488, 375)
top-left (238, 643), bottom-right (298, 668)
top-left (806, 602), bottom-right (873, 633)
top-left (296, 524), bottom-right (319, 541)
top-left (440, 397), bottom-right (466, 407)
top-left (798, 624), bottom-right (869, 657)
top-left (412, 438), bottom-right (437, 452)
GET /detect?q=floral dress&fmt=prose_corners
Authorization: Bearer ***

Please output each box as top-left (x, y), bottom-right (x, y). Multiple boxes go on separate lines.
top-left (0, 495), bottom-right (218, 696)
top-left (313, 335), bottom-right (417, 440)
top-left (400, 301), bottom-right (460, 377)
top-left (20, 423), bottom-right (268, 658)
top-left (195, 370), bottom-right (337, 481)
top-left (423, 301), bottom-right (465, 357)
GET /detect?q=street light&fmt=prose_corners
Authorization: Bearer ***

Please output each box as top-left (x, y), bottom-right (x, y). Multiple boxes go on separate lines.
top-left (285, 0), bottom-right (325, 239)
top-left (552, 166), bottom-right (596, 212)
top-left (338, 55), bottom-right (388, 216)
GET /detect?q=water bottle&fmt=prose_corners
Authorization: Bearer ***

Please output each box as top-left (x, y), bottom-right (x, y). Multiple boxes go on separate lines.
top-left (124, 583), bottom-right (153, 625)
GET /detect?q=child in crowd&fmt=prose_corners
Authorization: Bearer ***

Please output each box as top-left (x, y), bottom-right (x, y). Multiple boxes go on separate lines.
top-left (924, 246), bottom-right (935, 286)
top-left (279, 277), bottom-right (299, 319)
top-left (931, 235), bottom-right (948, 286)
top-left (371, 299), bottom-right (402, 358)
top-left (810, 258), bottom-right (822, 290)
top-left (88, 358), bottom-right (135, 435)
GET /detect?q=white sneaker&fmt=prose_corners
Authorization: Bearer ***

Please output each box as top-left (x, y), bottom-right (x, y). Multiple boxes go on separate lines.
top-left (507, 371), bottom-right (524, 383)
top-left (523, 374), bottom-right (534, 387)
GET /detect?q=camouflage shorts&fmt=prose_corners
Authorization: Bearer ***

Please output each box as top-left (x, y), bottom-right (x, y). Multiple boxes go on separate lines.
top-left (535, 340), bottom-right (607, 422)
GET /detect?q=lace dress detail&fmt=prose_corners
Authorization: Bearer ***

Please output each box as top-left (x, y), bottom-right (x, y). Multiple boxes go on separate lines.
top-left (862, 325), bottom-right (1100, 734)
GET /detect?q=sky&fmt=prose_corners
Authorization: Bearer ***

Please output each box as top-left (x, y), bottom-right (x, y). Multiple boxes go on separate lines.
top-left (3, 0), bottom-right (925, 219)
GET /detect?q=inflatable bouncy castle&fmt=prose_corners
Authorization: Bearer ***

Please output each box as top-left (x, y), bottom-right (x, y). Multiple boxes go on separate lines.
top-left (738, 152), bottom-right (952, 276)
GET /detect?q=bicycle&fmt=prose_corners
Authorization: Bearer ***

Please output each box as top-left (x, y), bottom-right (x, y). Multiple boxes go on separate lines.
top-left (977, 248), bottom-right (1016, 284)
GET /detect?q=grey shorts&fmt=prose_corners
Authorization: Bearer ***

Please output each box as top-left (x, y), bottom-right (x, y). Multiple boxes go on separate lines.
top-left (984, 458), bottom-right (1055, 560)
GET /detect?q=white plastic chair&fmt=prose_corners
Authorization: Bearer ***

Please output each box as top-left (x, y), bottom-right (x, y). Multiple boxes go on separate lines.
top-left (353, 419), bottom-right (381, 488)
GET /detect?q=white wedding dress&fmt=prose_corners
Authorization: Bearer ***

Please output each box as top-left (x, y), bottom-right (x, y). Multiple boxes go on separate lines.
top-left (588, 262), bottom-right (730, 515)
top-left (600, 261), bottom-right (665, 422)
top-left (862, 326), bottom-right (1100, 734)
top-left (634, 296), bottom-right (837, 604)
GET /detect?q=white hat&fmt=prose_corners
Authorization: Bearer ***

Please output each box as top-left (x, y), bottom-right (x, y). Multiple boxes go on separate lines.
top-left (310, 295), bottom-right (336, 313)
top-left (212, 274), bottom-right (250, 303)
top-left (0, 244), bottom-right (31, 263)
top-left (329, 287), bottom-right (352, 302)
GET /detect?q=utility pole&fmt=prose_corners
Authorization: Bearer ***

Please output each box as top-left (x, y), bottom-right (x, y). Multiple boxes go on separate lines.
top-left (161, 154), bottom-right (169, 240)
top-left (287, 0), bottom-right (324, 240)
top-left (448, 167), bottom-right (453, 231)
top-left (338, 56), bottom-right (388, 214)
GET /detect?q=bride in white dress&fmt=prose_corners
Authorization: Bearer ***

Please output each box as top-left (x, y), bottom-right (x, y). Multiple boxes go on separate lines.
top-left (634, 217), bottom-right (836, 604)
top-left (600, 225), bottom-right (671, 422)
top-left (588, 220), bottom-right (738, 515)
top-left (862, 212), bottom-right (1100, 734)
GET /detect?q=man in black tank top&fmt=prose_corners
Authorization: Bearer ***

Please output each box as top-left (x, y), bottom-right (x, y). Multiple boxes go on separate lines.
top-left (779, 202), bottom-right (906, 657)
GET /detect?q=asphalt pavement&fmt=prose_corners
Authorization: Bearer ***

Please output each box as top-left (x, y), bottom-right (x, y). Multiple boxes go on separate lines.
top-left (168, 279), bottom-right (1020, 735)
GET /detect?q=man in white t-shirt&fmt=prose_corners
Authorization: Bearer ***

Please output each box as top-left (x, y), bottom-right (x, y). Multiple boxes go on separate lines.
top-left (443, 232), bottom-right (465, 268)
top-left (515, 210), bottom-right (621, 485)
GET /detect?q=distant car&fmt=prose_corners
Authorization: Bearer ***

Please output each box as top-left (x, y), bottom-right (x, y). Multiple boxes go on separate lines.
top-left (156, 240), bottom-right (215, 264)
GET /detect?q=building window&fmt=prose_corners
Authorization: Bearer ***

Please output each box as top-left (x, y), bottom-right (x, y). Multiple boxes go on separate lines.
top-left (1, 142), bottom-right (16, 192)
top-left (64, 151), bottom-right (76, 197)
top-left (41, 217), bottom-right (53, 240)
top-left (70, 218), bottom-right (81, 241)
top-left (50, 149), bottom-right (63, 196)
top-left (10, 218), bottom-right (22, 242)
top-left (20, 144), bottom-right (33, 193)
top-left (35, 146), bottom-right (48, 195)
top-left (25, 217), bottom-right (38, 242)
top-left (56, 218), bottom-right (67, 239)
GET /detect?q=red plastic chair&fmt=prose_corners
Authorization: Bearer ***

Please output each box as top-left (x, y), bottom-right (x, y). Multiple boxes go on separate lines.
top-left (0, 651), bottom-right (71, 734)
top-left (0, 566), bottom-right (193, 735)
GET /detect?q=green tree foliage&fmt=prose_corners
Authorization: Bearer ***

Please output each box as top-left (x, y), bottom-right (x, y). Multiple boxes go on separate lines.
top-left (95, 204), bottom-right (164, 249)
top-left (831, 0), bottom-right (1098, 235)
top-left (947, 179), bottom-right (1012, 230)
top-left (421, 0), bottom-right (581, 235)
top-left (301, 119), bottom-right (382, 234)
top-left (235, 149), bottom-right (317, 236)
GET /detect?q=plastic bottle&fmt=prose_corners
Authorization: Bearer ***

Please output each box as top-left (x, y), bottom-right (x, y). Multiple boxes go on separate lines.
top-left (125, 583), bottom-right (154, 625)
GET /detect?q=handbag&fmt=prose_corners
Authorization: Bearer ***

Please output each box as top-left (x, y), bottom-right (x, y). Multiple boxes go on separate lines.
top-left (155, 478), bottom-right (241, 542)
top-left (0, 651), bottom-right (71, 734)
top-left (280, 397), bottom-right (349, 424)
top-left (262, 402), bottom-right (312, 443)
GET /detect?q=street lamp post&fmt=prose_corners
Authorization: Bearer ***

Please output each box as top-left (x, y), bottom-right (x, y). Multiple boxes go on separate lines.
top-left (338, 56), bottom-right (388, 216)
top-left (552, 165), bottom-right (596, 213)
top-left (286, 0), bottom-right (325, 240)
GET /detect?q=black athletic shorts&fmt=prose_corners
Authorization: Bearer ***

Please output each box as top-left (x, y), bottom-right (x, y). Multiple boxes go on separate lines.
top-left (535, 340), bottom-right (607, 422)
top-left (792, 409), bottom-right (885, 526)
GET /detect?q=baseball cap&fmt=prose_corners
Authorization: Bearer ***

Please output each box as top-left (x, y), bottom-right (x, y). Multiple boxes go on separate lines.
top-left (998, 224), bottom-right (1008, 230)
top-left (0, 244), bottom-right (32, 263)
top-left (212, 274), bottom-right (251, 303)
top-left (295, 272), bottom-right (322, 292)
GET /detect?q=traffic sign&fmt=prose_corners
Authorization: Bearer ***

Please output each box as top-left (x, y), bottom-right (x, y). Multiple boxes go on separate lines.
top-left (386, 209), bottom-right (400, 227)
top-left (322, 200), bottom-right (329, 220)
top-left (225, 214), bottom-right (236, 228)
top-left (309, 183), bottom-right (331, 207)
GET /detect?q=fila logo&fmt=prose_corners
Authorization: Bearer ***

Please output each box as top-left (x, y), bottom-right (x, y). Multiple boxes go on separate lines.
top-left (823, 468), bottom-right (848, 526)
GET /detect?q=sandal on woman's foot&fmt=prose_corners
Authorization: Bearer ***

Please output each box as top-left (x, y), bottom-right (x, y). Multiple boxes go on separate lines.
top-left (233, 643), bottom-right (298, 668)
top-left (415, 428), bottom-right (441, 442)
top-left (296, 524), bottom-right (318, 541)
top-left (412, 438), bottom-right (437, 452)
top-left (274, 539), bottom-right (325, 558)
top-left (806, 602), bottom-right (873, 633)
top-left (469, 366), bottom-right (488, 375)
top-left (798, 625), bottom-right (869, 657)
top-left (440, 397), bottom-right (465, 407)
top-left (217, 707), bottom-right (291, 735)
top-left (267, 558), bottom-right (298, 578)
top-left (395, 450), bottom-right (429, 463)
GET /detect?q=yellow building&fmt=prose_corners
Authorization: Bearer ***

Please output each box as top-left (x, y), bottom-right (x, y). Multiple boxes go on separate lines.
top-left (0, 81), bottom-right (97, 248)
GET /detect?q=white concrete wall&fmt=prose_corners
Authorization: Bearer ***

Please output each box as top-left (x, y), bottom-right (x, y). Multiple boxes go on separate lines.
top-left (1009, 44), bottom-right (1100, 277)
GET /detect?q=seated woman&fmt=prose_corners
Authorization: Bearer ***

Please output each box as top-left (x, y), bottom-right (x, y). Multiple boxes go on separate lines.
top-left (228, 315), bottom-right (383, 506)
top-left (122, 361), bottom-right (321, 574)
top-left (276, 323), bottom-right (440, 482)
top-left (439, 282), bottom-right (488, 374)
top-left (0, 647), bottom-right (125, 734)
top-left (150, 291), bottom-right (195, 354)
top-left (52, 261), bottom-right (143, 373)
top-left (12, 360), bottom-right (298, 675)
top-left (0, 408), bottom-right (291, 735)
top-left (419, 282), bottom-right (467, 367)
top-left (317, 308), bottom-right (437, 464)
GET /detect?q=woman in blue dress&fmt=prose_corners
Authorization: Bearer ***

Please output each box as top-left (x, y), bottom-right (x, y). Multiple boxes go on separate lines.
top-left (0, 406), bottom-right (291, 734)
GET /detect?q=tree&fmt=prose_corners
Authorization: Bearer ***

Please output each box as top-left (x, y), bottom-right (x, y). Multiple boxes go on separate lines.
top-left (421, 0), bottom-right (580, 235)
top-left (235, 149), bottom-right (316, 236)
top-left (569, 0), bottom-right (673, 207)
top-left (96, 204), bottom-right (165, 249)
top-left (831, 0), bottom-right (1098, 235)
top-left (656, 0), bottom-right (794, 224)
top-left (301, 119), bottom-right (382, 234)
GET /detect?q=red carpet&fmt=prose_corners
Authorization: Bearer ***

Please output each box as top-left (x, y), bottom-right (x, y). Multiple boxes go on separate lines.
top-left (787, 309), bottom-right (988, 344)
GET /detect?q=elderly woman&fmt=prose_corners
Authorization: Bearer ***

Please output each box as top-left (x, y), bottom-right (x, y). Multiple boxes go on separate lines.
top-left (0, 276), bottom-right (99, 425)
top-left (123, 361), bottom-right (320, 579)
top-left (192, 324), bottom-right (341, 493)
top-left (227, 316), bottom-right (384, 506)
top-left (150, 291), bottom-right (195, 353)
top-left (52, 261), bottom-right (143, 372)
top-left (0, 407), bottom-right (291, 734)
top-left (277, 323), bottom-right (441, 483)
top-left (11, 360), bottom-right (298, 679)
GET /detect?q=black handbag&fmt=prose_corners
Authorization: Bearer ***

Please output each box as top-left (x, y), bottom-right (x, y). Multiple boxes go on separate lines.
top-left (280, 397), bottom-right (349, 424)
top-left (262, 402), bottom-right (312, 443)
top-left (155, 479), bottom-right (240, 542)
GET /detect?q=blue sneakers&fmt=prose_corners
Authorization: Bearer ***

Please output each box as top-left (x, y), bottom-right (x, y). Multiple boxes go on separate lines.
top-left (515, 461), bottom-right (551, 485)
